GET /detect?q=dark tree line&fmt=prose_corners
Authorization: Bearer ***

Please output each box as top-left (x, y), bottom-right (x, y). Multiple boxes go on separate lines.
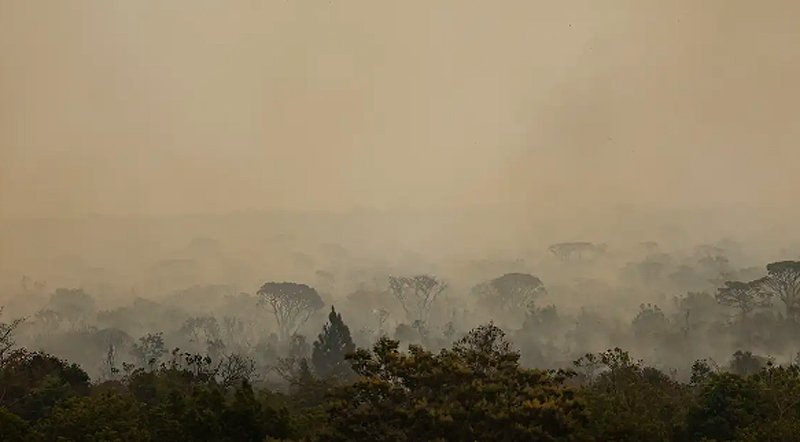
top-left (7, 257), bottom-right (800, 440)
top-left (5, 317), bottom-right (800, 441)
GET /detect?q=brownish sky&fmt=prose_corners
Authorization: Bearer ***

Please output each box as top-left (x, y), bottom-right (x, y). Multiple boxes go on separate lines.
top-left (2, 1), bottom-right (799, 218)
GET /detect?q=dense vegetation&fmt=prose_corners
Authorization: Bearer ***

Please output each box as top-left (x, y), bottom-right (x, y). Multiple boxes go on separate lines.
top-left (2, 322), bottom-right (800, 441)
top-left (4, 242), bottom-right (800, 440)
top-left (4, 304), bottom-right (800, 440)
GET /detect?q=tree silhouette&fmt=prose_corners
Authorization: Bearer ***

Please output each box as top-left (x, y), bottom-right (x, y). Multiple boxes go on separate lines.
top-left (0, 307), bottom-right (25, 365)
top-left (48, 288), bottom-right (95, 330)
top-left (716, 280), bottom-right (769, 320)
top-left (257, 282), bottom-right (324, 340)
top-left (471, 272), bottom-right (546, 315)
top-left (758, 261), bottom-right (800, 321)
top-left (631, 304), bottom-right (669, 339)
top-left (548, 242), bottom-right (607, 262)
top-left (131, 332), bottom-right (166, 369)
top-left (387, 275), bottom-right (446, 324)
top-left (311, 306), bottom-right (356, 379)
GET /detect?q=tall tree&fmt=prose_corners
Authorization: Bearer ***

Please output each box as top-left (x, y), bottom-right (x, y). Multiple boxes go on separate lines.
top-left (716, 280), bottom-right (769, 320)
top-left (257, 282), bottom-right (324, 340)
top-left (387, 275), bottom-right (446, 324)
top-left (471, 272), bottom-right (546, 315)
top-left (132, 332), bottom-right (167, 369)
top-left (631, 304), bottom-right (669, 339)
top-left (311, 306), bottom-right (356, 379)
top-left (48, 288), bottom-right (95, 330)
top-left (758, 261), bottom-right (800, 321)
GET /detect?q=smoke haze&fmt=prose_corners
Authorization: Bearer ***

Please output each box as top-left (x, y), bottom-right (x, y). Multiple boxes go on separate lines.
top-left (2, 1), bottom-right (800, 301)
top-left (6, 2), bottom-right (800, 398)
top-left (3, 1), bottom-right (799, 219)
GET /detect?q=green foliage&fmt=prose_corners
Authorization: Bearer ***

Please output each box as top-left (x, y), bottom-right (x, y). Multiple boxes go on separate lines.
top-left (10, 321), bottom-right (800, 441)
top-left (326, 323), bottom-right (587, 441)
top-left (686, 361), bottom-right (800, 441)
top-left (688, 372), bottom-right (760, 441)
top-left (0, 407), bottom-right (30, 442)
top-left (311, 306), bottom-right (356, 379)
top-left (575, 348), bottom-right (691, 441)
top-left (131, 332), bottom-right (167, 369)
top-left (0, 350), bottom-right (90, 421)
top-left (116, 364), bottom-right (294, 441)
top-left (35, 391), bottom-right (148, 442)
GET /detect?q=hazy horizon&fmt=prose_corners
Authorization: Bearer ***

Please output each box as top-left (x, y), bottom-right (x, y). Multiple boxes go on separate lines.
top-left (4, 1), bottom-right (800, 309)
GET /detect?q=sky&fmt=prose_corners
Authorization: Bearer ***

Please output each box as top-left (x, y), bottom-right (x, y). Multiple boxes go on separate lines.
top-left (2, 1), bottom-right (800, 218)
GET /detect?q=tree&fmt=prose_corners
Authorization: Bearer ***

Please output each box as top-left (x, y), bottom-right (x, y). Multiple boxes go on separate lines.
top-left (742, 364), bottom-right (800, 439)
top-left (698, 254), bottom-right (733, 285)
top-left (0, 350), bottom-right (90, 421)
top-left (687, 372), bottom-right (758, 441)
top-left (132, 332), bottom-right (167, 369)
top-left (0, 407), bottom-right (30, 442)
top-left (686, 361), bottom-right (800, 441)
top-left (122, 365), bottom-right (294, 441)
top-left (35, 391), bottom-right (148, 442)
top-left (222, 380), bottom-right (294, 441)
top-left (312, 306), bottom-right (356, 379)
top-left (673, 291), bottom-right (722, 338)
top-left (574, 348), bottom-right (691, 441)
top-left (179, 316), bottom-right (224, 357)
top-left (0, 307), bottom-right (25, 366)
top-left (758, 261), bottom-right (800, 321)
top-left (387, 275), bottom-right (446, 324)
top-left (257, 282), bottom-right (324, 340)
top-left (48, 288), bottom-right (96, 330)
top-left (727, 350), bottom-right (770, 377)
top-left (472, 272), bottom-right (546, 316)
top-left (631, 303), bottom-right (669, 338)
top-left (716, 280), bottom-right (769, 320)
top-left (32, 309), bottom-right (61, 335)
top-left (548, 242), bottom-right (607, 262)
top-left (372, 308), bottom-right (390, 337)
top-left (326, 323), bottom-right (586, 441)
